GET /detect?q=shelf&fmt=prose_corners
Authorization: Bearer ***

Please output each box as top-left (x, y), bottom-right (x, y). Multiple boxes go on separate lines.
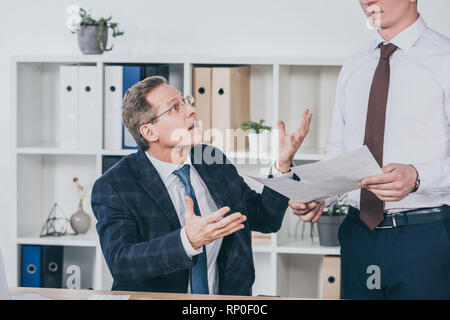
top-left (226, 148), bottom-right (324, 162)
top-left (276, 237), bottom-right (340, 255)
top-left (252, 244), bottom-right (273, 253)
top-left (12, 54), bottom-right (346, 67)
top-left (16, 143), bottom-right (98, 155)
top-left (101, 149), bottom-right (138, 156)
top-left (11, 54), bottom-right (344, 294)
top-left (17, 229), bottom-right (98, 248)
top-left (293, 147), bottom-right (325, 161)
top-left (15, 146), bottom-right (325, 161)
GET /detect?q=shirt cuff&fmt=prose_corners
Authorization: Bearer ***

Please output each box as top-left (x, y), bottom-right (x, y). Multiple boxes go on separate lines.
top-left (180, 226), bottom-right (202, 258)
top-left (270, 161), bottom-right (291, 178)
top-left (412, 162), bottom-right (434, 194)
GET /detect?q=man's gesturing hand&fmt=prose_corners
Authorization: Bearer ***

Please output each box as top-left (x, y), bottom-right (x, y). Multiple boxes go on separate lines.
top-left (184, 196), bottom-right (247, 250)
top-left (277, 109), bottom-right (312, 173)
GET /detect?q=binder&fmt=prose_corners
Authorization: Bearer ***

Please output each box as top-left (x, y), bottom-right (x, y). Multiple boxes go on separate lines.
top-left (193, 67), bottom-right (213, 143)
top-left (104, 65), bottom-right (124, 150)
top-left (211, 66), bottom-right (250, 151)
top-left (143, 64), bottom-right (158, 79)
top-left (102, 155), bottom-right (124, 174)
top-left (122, 66), bottom-right (142, 149)
top-left (142, 64), bottom-right (169, 81)
top-left (168, 64), bottom-right (184, 92)
top-left (78, 66), bottom-right (98, 150)
top-left (321, 256), bottom-right (341, 299)
top-left (41, 246), bottom-right (64, 288)
top-left (60, 66), bottom-right (79, 148)
top-left (21, 245), bottom-right (41, 287)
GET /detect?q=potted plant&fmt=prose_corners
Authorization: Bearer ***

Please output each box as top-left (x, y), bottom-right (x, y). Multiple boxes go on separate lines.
top-left (317, 193), bottom-right (348, 247)
top-left (240, 119), bottom-right (272, 154)
top-left (66, 5), bottom-right (124, 54)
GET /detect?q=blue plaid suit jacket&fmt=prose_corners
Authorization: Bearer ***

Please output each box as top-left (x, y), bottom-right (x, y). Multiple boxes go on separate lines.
top-left (91, 145), bottom-right (288, 295)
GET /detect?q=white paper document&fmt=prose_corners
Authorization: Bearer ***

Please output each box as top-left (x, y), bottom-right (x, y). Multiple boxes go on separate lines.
top-left (248, 146), bottom-right (383, 203)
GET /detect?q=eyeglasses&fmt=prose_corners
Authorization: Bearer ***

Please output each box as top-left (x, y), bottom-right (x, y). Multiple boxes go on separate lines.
top-left (144, 94), bottom-right (195, 125)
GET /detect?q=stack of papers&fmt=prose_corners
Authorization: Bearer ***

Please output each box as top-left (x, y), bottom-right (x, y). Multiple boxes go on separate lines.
top-left (248, 146), bottom-right (382, 203)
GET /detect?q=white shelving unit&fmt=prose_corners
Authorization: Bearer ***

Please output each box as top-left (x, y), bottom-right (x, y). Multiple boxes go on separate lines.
top-left (11, 54), bottom-right (343, 297)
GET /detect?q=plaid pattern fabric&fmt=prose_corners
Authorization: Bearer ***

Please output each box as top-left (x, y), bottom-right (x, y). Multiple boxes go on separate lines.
top-left (91, 145), bottom-right (288, 295)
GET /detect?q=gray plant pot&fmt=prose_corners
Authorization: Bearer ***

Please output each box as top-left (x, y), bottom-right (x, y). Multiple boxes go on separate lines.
top-left (317, 215), bottom-right (345, 247)
top-left (77, 25), bottom-right (108, 55)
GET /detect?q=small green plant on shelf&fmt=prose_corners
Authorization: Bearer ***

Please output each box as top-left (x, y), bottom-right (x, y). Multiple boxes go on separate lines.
top-left (293, 194), bottom-right (348, 243)
top-left (240, 119), bottom-right (272, 134)
top-left (295, 220), bottom-right (317, 243)
top-left (324, 193), bottom-right (349, 216)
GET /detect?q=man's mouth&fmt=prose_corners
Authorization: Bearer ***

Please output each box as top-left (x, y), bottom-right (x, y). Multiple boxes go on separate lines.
top-left (367, 6), bottom-right (382, 16)
top-left (188, 122), bottom-right (199, 131)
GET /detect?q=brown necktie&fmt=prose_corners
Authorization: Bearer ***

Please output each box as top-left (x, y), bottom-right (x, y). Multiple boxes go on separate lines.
top-left (360, 42), bottom-right (398, 231)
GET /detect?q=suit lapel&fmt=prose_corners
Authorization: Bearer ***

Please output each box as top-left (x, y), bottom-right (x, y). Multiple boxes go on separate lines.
top-left (132, 149), bottom-right (181, 229)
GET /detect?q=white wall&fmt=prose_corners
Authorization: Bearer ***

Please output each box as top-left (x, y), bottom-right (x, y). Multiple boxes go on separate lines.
top-left (1, 0), bottom-right (449, 283)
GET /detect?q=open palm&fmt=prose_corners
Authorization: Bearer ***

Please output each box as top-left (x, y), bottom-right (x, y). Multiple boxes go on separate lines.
top-left (277, 109), bottom-right (312, 172)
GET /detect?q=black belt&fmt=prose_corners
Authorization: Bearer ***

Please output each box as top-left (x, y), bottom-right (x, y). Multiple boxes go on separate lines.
top-left (348, 205), bottom-right (450, 229)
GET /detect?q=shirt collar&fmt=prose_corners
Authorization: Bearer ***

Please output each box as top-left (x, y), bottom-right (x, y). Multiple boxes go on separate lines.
top-left (145, 151), bottom-right (192, 183)
top-left (373, 15), bottom-right (427, 51)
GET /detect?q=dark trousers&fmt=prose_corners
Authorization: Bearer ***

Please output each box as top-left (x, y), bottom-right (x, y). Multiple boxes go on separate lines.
top-left (338, 211), bottom-right (450, 299)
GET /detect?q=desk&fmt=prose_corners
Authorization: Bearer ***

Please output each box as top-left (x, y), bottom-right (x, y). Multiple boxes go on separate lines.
top-left (9, 287), bottom-right (301, 300)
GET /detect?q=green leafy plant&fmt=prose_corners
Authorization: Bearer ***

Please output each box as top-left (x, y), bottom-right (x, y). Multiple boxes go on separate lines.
top-left (295, 220), bottom-right (317, 243)
top-left (324, 193), bottom-right (349, 216)
top-left (67, 5), bottom-right (124, 52)
top-left (240, 119), bottom-right (272, 134)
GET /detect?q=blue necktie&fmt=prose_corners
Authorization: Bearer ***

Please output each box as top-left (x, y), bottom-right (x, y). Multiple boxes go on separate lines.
top-left (173, 164), bottom-right (209, 294)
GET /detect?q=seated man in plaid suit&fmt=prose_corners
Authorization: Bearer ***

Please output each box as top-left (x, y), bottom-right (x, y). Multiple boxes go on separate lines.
top-left (91, 76), bottom-right (317, 295)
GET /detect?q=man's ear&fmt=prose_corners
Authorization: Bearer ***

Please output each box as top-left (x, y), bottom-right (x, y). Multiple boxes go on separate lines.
top-left (140, 124), bottom-right (159, 143)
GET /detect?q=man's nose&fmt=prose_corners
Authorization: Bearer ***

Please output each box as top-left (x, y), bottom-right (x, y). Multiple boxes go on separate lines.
top-left (185, 103), bottom-right (196, 118)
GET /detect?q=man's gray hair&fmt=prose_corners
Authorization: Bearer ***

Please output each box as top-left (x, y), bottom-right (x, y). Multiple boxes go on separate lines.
top-left (122, 76), bottom-right (167, 150)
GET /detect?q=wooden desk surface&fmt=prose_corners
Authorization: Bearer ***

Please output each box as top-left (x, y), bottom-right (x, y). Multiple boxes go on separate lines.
top-left (9, 287), bottom-right (302, 300)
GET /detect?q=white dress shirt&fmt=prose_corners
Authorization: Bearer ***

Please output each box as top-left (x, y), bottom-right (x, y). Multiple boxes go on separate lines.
top-left (326, 16), bottom-right (450, 212)
top-left (145, 151), bottom-right (222, 294)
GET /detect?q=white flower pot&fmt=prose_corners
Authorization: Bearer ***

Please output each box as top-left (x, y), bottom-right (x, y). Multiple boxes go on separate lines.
top-left (258, 130), bottom-right (270, 154)
top-left (248, 130), bottom-right (270, 154)
top-left (248, 133), bottom-right (258, 153)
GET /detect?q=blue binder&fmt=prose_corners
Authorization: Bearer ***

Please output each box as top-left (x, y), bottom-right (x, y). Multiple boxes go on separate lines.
top-left (21, 245), bottom-right (41, 287)
top-left (122, 66), bottom-right (142, 149)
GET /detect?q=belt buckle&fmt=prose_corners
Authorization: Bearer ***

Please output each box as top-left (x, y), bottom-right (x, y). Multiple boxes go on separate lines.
top-left (375, 213), bottom-right (398, 229)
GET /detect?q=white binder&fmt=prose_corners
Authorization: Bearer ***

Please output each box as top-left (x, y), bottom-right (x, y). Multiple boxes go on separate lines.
top-left (60, 66), bottom-right (79, 148)
top-left (78, 66), bottom-right (98, 150)
top-left (104, 66), bottom-right (124, 150)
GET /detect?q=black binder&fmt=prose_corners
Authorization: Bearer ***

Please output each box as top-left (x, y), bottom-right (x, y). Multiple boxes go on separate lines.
top-left (143, 64), bottom-right (170, 81)
top-left (41, 246), bottom-right (64, 288)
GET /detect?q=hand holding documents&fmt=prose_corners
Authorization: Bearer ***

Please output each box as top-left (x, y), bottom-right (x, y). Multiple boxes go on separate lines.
top-left (248, 146), bottom-right (382, 203)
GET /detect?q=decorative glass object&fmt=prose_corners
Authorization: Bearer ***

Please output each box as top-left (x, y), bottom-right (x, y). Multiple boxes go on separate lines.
top-left (40, 203), bottom-right (71, 237)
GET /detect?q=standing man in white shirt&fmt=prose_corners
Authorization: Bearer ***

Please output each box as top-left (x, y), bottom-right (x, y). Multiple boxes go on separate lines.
top-left (289, 0), bottom-right (450, 299)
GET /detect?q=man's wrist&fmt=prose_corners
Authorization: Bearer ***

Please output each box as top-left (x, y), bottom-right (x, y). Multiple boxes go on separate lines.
top-left (409, 165), bottom-right (420, 193)
top-left (180, 227), bottom-right (202, 258)
top-left (276, 160), bottom-right (292, 174)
